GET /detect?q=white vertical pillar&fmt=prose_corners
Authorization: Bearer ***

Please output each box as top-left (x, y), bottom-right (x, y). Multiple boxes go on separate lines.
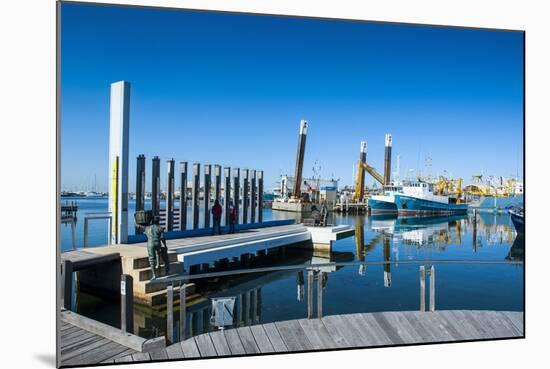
top-left (108, 81), bottom-right (130, 244)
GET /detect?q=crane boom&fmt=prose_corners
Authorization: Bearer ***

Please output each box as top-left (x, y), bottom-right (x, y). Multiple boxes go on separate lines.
top-left (353, 160), bottom-right (385, 201)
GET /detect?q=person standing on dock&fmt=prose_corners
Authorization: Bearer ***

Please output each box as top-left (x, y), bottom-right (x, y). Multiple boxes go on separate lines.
top-left (228, 203), bottom-right (237, 234)
top-left (143, 216), bottom-right (170, 280)
top-left (212, 199), bottom-right (223, 235)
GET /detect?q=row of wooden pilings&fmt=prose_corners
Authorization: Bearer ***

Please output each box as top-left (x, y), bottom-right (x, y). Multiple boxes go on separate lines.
top-left (135, 155), bottom-right (264, 232)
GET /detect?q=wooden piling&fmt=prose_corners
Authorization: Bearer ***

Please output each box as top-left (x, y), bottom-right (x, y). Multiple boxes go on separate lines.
top-left (429, 265), bottom-right (436, 312)
top-left (179, 161), bottom-right (188, 231)
top-left (258, 170), bottom-right (264, 222)
top-left (63, 260), bottom-right (74, 310)
top-left (204, 164), bottom-right (212, 228)
top-left (192, 163), bottom-right (200, 229)
top-left (233, 168), bottom-right (240, 225)
top-left (179, 284), bottom-right (186, 341)
top-left (166, 159), bottom-right (175, 231)
top-left (250, 170), bottom-right (257, 223)
top-left (419, 265), bottom-right (426, 312)
top-left (152, 156), bottom-right (161, 217)
top-left (242, 169), bottom-right (249, 224)
top-left (167, 284), bottom-right (174, 344)
top-left (120, 274), bottom-right (134, 334)
top-left (317, 272), bottom-right (323, 319)
top-left (307, 270), bottom-right (314, 319)
top-left (224, 167), bottom-right (231, 226)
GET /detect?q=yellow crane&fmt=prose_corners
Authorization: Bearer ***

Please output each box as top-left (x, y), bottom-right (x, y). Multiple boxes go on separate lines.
top-left (353, 160), bottom-right (385, 202)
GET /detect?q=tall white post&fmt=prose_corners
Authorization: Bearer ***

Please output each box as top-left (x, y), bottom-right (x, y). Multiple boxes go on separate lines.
top-left (108, 81), bottom-right (130, 244)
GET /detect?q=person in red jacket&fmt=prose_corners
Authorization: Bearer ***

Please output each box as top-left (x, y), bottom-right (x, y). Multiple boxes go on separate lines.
top-left (211, 199), bottom-right (223, 235)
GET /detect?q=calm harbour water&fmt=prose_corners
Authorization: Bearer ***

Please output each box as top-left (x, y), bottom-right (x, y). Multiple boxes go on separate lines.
top-left (63, 197), bottom-right (524, 340)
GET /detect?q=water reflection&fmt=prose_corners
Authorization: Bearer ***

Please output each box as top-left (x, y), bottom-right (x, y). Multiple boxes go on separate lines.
top-left (75, 210), bottom-right (523, 341)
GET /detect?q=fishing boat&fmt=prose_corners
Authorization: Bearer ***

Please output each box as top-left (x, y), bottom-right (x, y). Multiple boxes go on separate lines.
top-left (393, 181), bottom-right (468, 215)
top-left (367, 185), bottom-right (401, 213)
top-left (508, 206), bottom-right (524, 233)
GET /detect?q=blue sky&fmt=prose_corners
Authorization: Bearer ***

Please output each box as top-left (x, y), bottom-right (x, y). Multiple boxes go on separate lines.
top-left (60, 3), bottom-right (524, 192)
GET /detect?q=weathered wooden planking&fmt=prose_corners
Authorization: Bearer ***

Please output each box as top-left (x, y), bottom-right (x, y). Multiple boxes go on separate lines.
top-left (371, 313), bottom-right (405, 345)
top-left (180, 336), bottom-right (201, 358)
top-left (223, 327), bottom-right (246, 355)
top-left (250, 325), bottom-right (275, 353)
top-left (195, 334), bottom-right (218, 357)
top-left (131, 352), bottom-right (152, 362)
top-left (262, 322), bottom-right (288, 352)
top-left (298, 318), bottom-right (339, 349)
top-left (275, 319), bottom-right (313, 351)
top-left (236, 327), bottom-right (261, 354)
top-left (380, 312), bottom-right (423, 343)
top-left (357, 313), bottom-right (394, 345)
top-left (132, 310), bottom-right (525, 362)
top-left (209, 330), bottom-right (232, 356)
top-left (164, 341), bottom-right (185, 359)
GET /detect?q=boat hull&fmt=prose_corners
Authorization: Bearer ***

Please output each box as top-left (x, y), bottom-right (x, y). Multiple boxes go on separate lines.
top-left (368, 197), bottom-right (397, 214)
top-left (394, 194), bottom-right (468, 215)
top-left (509, 210), bottom-right (524, 234)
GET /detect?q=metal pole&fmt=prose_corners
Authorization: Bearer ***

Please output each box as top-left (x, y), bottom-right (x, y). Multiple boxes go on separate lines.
top-left (250, 170), bottom-right (257, 223)
top-left (258, 170), bottom-right (264, 223)
top-left (120, 274), bottom-right (134, 334)
top-left (429, 265), bottom-right (436, 312)
top-left (204, 164), bottom-right (212, 228)
top-left (233, 168), bottom-right (240, 225)
top-left (152, 156), bottom-right (161, 217)
top-left (419, 265), bottom-right (426, 312)
top-left (224, 167), bottom-right (231, 226)
top-left (166, 159), bottom-right (175, 231)
top-left (242, 169), bottom-right (249, 224)
top-left (179, 284), bottom-right (186, 341)
top-left (192, 163), bottom-right (200, 229)
top-left (167, 284), bottom-right (174, 344)
top-left (179, 162), bottom-right (188, 231)
top-left (135, 155), bottom-right (146, 234)
top-left (307, 270), bottom-right (314, 319)
top-left (358, 142), bottom-right (367, 202)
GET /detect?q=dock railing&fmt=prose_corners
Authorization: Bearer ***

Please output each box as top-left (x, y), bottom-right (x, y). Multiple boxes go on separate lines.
top-left (148, 259), bottom-right (522, 345)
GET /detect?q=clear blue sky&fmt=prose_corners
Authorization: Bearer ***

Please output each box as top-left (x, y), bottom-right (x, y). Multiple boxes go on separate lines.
top-left (60, 2), bottom-right (524, 192)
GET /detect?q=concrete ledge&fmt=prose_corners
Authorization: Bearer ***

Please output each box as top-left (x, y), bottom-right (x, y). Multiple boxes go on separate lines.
top-left (60, 309), bottom-right (166, 352)
top-left (127, 219), bottom-right (296, 243)
top-left (307, 225), bottom-right (354, 244)
top-left (171, 225), bottom-right (308, 254)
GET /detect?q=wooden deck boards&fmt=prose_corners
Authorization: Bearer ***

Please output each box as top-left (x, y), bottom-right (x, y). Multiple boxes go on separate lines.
top-left (71, 310), bottom-right (523, 365)
top-left (59, 322), bottom-right (138, 367)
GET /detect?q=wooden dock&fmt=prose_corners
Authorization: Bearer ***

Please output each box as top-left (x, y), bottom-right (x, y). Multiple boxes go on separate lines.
top-left (102, 310), bottom-right (523, 363)
top-left (59, 319), bottom-right (138, 367)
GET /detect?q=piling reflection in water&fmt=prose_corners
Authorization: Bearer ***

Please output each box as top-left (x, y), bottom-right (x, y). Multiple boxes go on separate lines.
top-left (74, 210), bottom-right (523, 342)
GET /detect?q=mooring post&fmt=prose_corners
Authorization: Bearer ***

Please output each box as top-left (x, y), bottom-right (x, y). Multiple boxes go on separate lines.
top-left (83, 218), bottom-right (89, 248)
top-left (256, 288), bottom-right (262, 323)
top-left (429, 265), bottom-right (436, 312)
top-left (250, 170), bottom-right (257, 223)
top-left (317, 271), bottom-right (324, 319)
top-left (258, 170), bottom-right (264, 223)
top-left (233, 168), bottom-right (240, 224)
top-left (224, 167), bottom-right (231, 226)
top-left (152, 156), bottom-right (161, 217)
top-left (214, 165), bottom-right (221, 202)
top-left (120, 274), bottom-right (134, 334)
top-left (63, 260), bottom-right (74, 311)
top-left (192, 163), bottom-right (200, 229)
top-left (166, 159), bottom-right (175, 231)
top-left (242, 169), bottom-right (249, 224)
top-left (204, 164), bottom-right (212, 229)
top-left (419, 265), bottom-right (426, 312)
top-left (167, 284), bottom-right (174, 344)
top-left (135, 155), bottom-right (146, 234)
top-left (179, 284), bottom-right (186, 341)
top-left (179, 161), bottom-right (188, 231)
top-left (307, 270), bottom-right (314, 319)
